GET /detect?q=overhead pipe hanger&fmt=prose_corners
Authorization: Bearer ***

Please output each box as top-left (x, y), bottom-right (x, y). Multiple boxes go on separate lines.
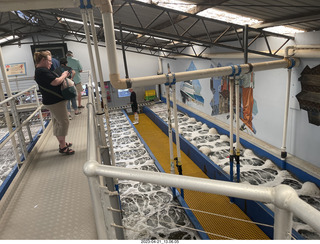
top-left (94, 0), bottom-right (301, 89)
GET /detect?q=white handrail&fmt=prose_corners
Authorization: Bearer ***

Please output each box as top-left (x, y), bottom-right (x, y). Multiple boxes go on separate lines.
top-left (0, 85), bottom-right (37, 106)
top-left (84, 159), bottom-right (320, 239)
top-left (0, 86), bottom-right (45, 161)
top-left (83, 71), bottom-right (320, 240)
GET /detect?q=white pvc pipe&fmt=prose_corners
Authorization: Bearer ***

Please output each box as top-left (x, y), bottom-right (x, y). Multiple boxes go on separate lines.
top-left (281, 69), bottom-right (292, 158)
top-left (157, 57), bottom-right (163, 75)
top-left (165, 85), bottom-right (175, 175)
top-left (119, 59), bottom-right (297, 89)
top-left (9, 99), bottom-right (28, 159)
top-left (0, 105), bottom-right (42, 150)
top-left (274, 207), bottom-right (293, 239)
top-left (84, 162), bottom-right (320, 238)
top-left (229, 77), bottom-right (234, 155)
top-left (86, 161), bottom-right (274, 203)
top-left (176, 47), bottom-right (320, 59)
top-left (0, 0), bottom-right (79, 12)
top-left (81, 9), bottom-right (107, 145)
top-left (285, 45), bottom-right (320, 58)
top-left (96, 0), bottom-right (299, 89)
top-left (235, 78), bottom-right (240, 156)
top-left (172, 84), bottom-right (182, 165)
top-left (86, 73), bottom-right (108, 239)
top-left (88, 8), bottom-right (116, 168)
top-left (156, 57), bottom-right (163, 98)
top-left (291, 50), bottom-right (320, 58)
top-left (98, 0), bottom-right (120, 85)
top-left (33, 87), bottom-right (45, 132)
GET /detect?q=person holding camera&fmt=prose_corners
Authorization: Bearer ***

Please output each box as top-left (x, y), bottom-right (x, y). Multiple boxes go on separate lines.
top-left (54, 58), bottom-right (81, 119)
top-left (34, 50), bottom-right (75, 155)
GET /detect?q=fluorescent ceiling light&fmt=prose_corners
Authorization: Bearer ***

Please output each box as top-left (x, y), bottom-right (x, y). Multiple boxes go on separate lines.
top-left (0, 35), bottom-right (16, 44)
top-left (197, 8), bottom-right (262, 26)
top-left (62, 17), bottom-right (100, 28)
top-left (68, 31), bottom-right (93, 37)
top-left (147, 35), bottom-right (171, 42)
top-left (136, 0), bottom-right (195, 12)
top-left (114, 29), bottom-right (132, 34)
top-left (114, 30), bottom-right (172, 42)
top-left (263, 26), bottom-right (304, 35)
top-left (137, 1), bottom-right (304, 35)
top-left (157, 0), bottom-right (196, 12)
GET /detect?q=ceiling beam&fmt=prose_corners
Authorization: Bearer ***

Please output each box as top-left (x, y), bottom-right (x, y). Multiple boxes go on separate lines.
top-left (150, 0), bottom-right (230, 31)
top-left (251, 11), bottom-right (320, 29)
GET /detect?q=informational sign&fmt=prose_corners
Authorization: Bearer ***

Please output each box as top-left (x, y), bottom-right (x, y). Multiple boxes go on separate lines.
top-left (5, 62), bottom-right (27, 76)
top-left (118, 89), bottom-right (130, 98)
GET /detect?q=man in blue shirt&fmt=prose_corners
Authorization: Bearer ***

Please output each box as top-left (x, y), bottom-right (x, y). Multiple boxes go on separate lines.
top-left (50, 57), bottom-right (60, 71)
top-left (66, 51), bottom-right (84, 108)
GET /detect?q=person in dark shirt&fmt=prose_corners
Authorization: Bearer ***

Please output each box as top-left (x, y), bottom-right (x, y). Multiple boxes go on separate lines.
top-left (34, 50), bottom-right (75, 155)
top-left (54, 58), bottom-right (80, 119)
top-left (129, 88), bottom-right (139, 124)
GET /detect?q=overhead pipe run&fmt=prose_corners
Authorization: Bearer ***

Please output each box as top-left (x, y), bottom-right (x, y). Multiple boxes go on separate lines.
top-left (176, 45), bottom-right (320, 59)
top-left (0, 0), bottom-right (79, 12)
top-left (171, 80), bottom-right (184, 198)
top-left (284, 45), bottom-right (320, 58)
top-left (235, 74), bottom-right (241, 183)
top-left (279, 45), bottom-right (320, 159)
top-left (165, 84), bottom-right (175, 176)
top-left (95, 0), bottom-right (299, 89)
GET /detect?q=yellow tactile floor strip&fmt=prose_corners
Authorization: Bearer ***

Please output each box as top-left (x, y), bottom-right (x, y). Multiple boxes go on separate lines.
top-left (130, 113), bottom-right (269, 240)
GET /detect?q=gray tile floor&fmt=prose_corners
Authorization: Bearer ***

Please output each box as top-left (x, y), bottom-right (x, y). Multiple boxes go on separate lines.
top-left (0, 98), bottom-right (98, 240)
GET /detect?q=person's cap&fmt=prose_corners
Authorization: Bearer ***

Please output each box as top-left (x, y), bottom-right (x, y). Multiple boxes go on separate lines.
top-left (66, 51), bottom-right (73, 55)
top-left (60, 58), bottom-right (68, 64)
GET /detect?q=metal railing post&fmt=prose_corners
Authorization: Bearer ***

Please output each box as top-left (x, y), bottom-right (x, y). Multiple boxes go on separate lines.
top-left (84, 73), bottom-right (124, 239)
top-left (85, 161), bottom-right (109, 239)
top-left (9, 99), bottom-right (28, 160)
top-left (33, 87), bottom-right (45, 132)
top-left (273, 206), bottom-right (293, 239)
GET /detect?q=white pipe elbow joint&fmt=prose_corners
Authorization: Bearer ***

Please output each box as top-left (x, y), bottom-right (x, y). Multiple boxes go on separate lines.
top-left (93, 0), bottom-right (112, 13)
top-left (109, 73), bottom-right (131, 89)
top-left (83, 159), bottom-right (99, 177)
top-left (284, 46), bottom-right (295, 58)
top-left (273, 184), bottom-right (298, 210)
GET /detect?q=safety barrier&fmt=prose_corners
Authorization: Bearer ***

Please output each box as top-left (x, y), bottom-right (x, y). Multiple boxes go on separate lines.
top-left (0, 85), bottom-right (46, 199)
top-left (83, 79), bottom-right (320, 240)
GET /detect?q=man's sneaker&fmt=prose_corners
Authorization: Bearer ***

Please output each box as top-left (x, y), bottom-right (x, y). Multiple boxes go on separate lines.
top-left (133, 121), bottom-right (139, 125)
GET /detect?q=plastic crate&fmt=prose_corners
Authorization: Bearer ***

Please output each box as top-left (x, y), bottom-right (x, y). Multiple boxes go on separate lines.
top-left (144, 89), bottom-right (156, 101)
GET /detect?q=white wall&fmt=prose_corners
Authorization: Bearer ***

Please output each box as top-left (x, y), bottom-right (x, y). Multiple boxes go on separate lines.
top-left (160, 31), bottom-right (320, 168)
top-left (1, 39), bottom-right (159, 103)
top-left (1, 33), bottom-right (319, 167)
top-left (65, 41), bottom-right (159, 104)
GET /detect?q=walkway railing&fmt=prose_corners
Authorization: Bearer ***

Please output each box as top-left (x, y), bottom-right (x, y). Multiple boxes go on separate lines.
top-left (0, 85), bottom-right (46, 199)
top-left (0, 85), bottom-right (45, 166)
top-left (83, 76), bottom-right (320, 240)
